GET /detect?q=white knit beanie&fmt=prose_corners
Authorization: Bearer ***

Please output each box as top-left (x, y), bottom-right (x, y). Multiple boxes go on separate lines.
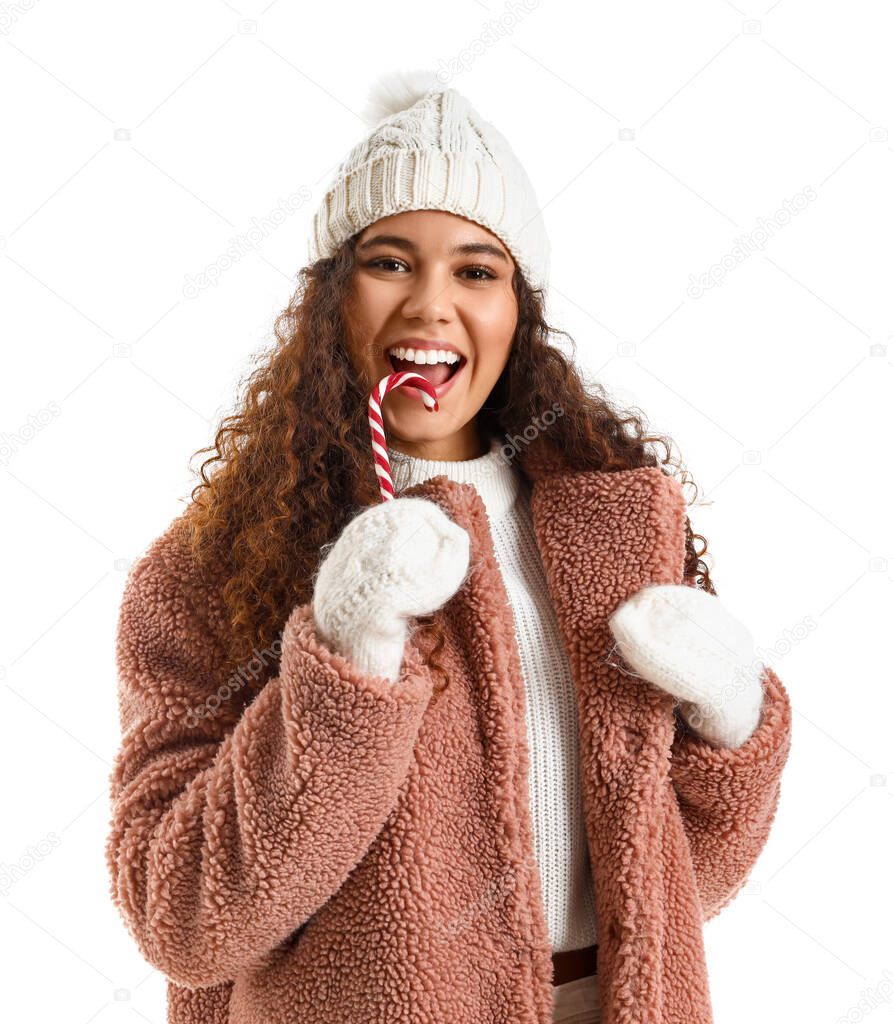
top-left (307, 69), bottom-right (550, 294)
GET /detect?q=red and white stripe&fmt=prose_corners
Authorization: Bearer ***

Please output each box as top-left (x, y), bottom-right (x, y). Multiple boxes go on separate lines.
top-left (368, 371), bottom-right (440, 501)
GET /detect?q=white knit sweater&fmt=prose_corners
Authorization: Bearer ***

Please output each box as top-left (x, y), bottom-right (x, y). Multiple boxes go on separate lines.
top-left (388, 436), bottom-right (599, 953)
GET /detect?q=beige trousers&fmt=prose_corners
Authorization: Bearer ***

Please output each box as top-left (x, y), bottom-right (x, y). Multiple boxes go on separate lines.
top-left (551, 972), bottom-right (601, 1023)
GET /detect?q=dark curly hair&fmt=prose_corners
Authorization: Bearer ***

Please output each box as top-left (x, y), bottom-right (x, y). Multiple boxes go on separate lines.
top-left (178, 231), bottom-right (715, 706)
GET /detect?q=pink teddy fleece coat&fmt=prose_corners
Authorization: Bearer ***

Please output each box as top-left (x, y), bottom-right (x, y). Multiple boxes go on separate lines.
top-left (105, 434), bottom-right (793, 1023)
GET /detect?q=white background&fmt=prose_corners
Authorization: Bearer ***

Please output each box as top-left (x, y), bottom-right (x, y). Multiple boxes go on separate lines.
top-left (2, 1), bottom-right (891, 1021)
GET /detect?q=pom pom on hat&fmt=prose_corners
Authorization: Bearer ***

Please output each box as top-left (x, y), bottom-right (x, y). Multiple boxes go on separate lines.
top-left (360, 69), bottom-right (445, 126)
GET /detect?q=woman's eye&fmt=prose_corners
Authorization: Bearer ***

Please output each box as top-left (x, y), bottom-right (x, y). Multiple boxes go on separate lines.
top-left (462, 265), bottom-right (497, 281)
top-left (368, 257), bottom-right (407, 272)
top-left (366, 258), bottom-right (496, 281)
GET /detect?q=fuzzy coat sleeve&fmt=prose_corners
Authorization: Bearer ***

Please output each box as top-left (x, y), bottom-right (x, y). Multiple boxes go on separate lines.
top-left (105, 526), bottom-right (434, 989)
top-left (668, 663), bottom-right (792, 920)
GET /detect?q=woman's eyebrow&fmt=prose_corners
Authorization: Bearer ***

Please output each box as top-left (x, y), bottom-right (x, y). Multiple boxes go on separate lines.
top-left (356, 234), bottom-right (510, 263)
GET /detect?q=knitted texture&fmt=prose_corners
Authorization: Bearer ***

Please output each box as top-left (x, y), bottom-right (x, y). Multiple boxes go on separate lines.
top-left (106, 439), bottom-right (793, 1024)
top-left (608, 583), bottom-right (766, 748)
top-left (307, 69), bottom-right (551, 293)
top-left (389, 436), bottom-right (599, 953)
top-left (311, 495), bottom-right (471, 682)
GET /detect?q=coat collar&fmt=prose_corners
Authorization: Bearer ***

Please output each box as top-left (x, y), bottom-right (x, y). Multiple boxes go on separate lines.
top-left (394, 428), bottom-right (689, 602)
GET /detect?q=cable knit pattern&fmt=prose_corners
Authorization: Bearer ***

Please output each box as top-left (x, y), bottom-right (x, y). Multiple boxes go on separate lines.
top-left (307, 72), bottom-right (551, 293)
top-left (389, 437), bottom-right (598, 952)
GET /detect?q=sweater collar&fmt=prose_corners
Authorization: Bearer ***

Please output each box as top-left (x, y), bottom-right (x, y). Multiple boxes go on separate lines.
top-left (387, 435), bottom-right (521, 523)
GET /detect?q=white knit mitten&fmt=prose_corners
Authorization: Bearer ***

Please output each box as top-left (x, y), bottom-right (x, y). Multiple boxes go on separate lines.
top-left (311, 496), bottom-right (471, 682)
top-left (607, 583), bottom-right (765, 748)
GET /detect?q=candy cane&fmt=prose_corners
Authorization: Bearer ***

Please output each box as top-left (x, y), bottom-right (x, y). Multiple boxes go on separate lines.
top-left (368, 371), bottom-right (440, 501)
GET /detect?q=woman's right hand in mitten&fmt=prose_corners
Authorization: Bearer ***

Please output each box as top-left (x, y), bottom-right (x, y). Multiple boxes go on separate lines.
top-left (311, 496), bottom-right (472, 682)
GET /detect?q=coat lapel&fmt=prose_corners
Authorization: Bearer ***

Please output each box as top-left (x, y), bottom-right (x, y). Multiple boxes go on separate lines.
top-left (398, 471), bottom-right (557, 1022)
top-left (527, 463), bottom-right (690, 1019)
top-left (398, 437), bottom-right (693, 1022)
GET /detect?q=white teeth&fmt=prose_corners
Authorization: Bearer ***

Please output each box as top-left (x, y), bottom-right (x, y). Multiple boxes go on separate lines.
top-left (388, 346), bottom-right (459, 365)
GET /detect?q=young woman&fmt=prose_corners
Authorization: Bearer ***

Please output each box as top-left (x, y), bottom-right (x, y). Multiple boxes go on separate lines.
top-left (106, 72), bottom-right (792, 1024)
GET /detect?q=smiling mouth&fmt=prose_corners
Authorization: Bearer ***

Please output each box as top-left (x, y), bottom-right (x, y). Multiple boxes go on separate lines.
top-left (387, 353), bottom-right (466, 387)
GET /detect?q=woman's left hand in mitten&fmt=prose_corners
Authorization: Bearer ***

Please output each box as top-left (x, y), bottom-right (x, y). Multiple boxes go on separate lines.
top-left (607, 583), bottom-right (765, 748)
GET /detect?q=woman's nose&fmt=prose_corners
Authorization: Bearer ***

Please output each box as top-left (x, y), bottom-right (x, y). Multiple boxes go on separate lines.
top-left (400, 271), bottom-right (452, 320)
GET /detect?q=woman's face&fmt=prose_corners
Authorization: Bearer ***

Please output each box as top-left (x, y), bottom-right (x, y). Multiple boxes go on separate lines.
top-left (348, 209), bottom-right (518, 461)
